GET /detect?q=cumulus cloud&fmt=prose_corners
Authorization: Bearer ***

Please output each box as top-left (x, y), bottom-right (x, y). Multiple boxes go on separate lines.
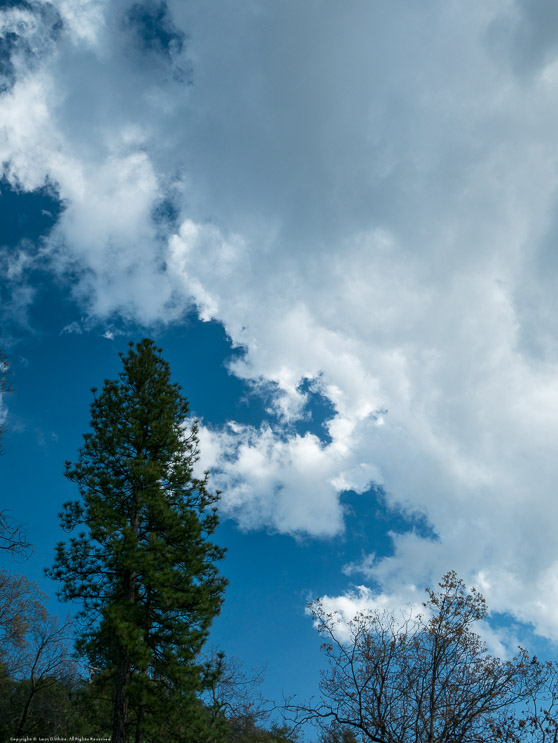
top-left (197, 420), bottom-right (383, 537)
top-left (5, 0), bottom-right (558, 639)
top-left (311, 581), bottom-right (515, 658)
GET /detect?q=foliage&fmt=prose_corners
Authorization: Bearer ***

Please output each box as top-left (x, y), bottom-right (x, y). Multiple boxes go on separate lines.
top-left (224, 718), bottom-right (302, 743)
top-left (319, 722), bottom-right (358, 743)
top-left (293, 571), bottom-right (558, 743)
top-left (47, 338), bottom-right (227, 742)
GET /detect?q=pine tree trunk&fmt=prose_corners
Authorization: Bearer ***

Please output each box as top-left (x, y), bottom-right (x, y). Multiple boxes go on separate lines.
top-left (135, 591), bottom-right (150, 743)
top-left (112, 651), bottom-right (131, 743)
top-left (135, 704), bottom-right (144, 743)
top-left (113, 562), bottom-right (137, 743)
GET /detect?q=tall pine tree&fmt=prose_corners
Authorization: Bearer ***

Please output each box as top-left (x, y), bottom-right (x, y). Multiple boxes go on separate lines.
top-left (47, 339), bottom-right (227, 743)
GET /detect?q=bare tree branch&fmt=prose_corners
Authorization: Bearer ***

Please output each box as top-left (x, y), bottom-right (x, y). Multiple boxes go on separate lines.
top-left (0, 510), bottom-right (32, 559)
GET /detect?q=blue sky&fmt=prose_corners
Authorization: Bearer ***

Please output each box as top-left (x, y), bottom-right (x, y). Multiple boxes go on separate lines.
top-left (3, 0), bottom-right (558, 725)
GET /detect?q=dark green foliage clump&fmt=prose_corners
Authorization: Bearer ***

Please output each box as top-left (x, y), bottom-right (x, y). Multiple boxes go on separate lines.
top-left (47, 339), bottom-right (227, 742)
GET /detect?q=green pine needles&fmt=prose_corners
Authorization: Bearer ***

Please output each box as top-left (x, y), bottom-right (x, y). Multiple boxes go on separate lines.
top-left (47, 339), bottom-right (227, 743)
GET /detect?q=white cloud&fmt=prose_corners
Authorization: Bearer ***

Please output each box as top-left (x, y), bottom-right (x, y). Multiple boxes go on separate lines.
top-left (5, 0), bottom-right (558, 640)
top-left (312, 584), bottom-right (425, 630)
top-left (0, 400), bottom-right (6, 438)
top-left (0, 7), bottom-right (41, 41)
top-left (311, 582), bottom-right (515, 658)
top-left (0, 387), bottom-right (7, 434)
top-left (60, 320), bottom-right (83, 334)
top-left (54, 0), bottom-right (106, 49)
top-left (197, 422), bottom-right (351, 537)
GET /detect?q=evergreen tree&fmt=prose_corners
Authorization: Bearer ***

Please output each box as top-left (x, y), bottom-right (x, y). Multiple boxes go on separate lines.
top-left (47, 339), bottom-right (227, 743)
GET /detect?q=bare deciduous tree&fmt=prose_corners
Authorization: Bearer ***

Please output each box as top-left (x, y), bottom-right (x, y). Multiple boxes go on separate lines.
top-left (12, 612), bottom-right (77, 737)
top-left (292, 571), bottom-right (558, 743)
top-left (205, 650), bottom-right (268, 722)
top-left (202, 650), bottom-right (270, 741)
top-left (0, 570), bottom-right (43, 660)
top-left (0, 571), bottom-right (77, 737)
top-left (0, 510), bottom-right (32, 559)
